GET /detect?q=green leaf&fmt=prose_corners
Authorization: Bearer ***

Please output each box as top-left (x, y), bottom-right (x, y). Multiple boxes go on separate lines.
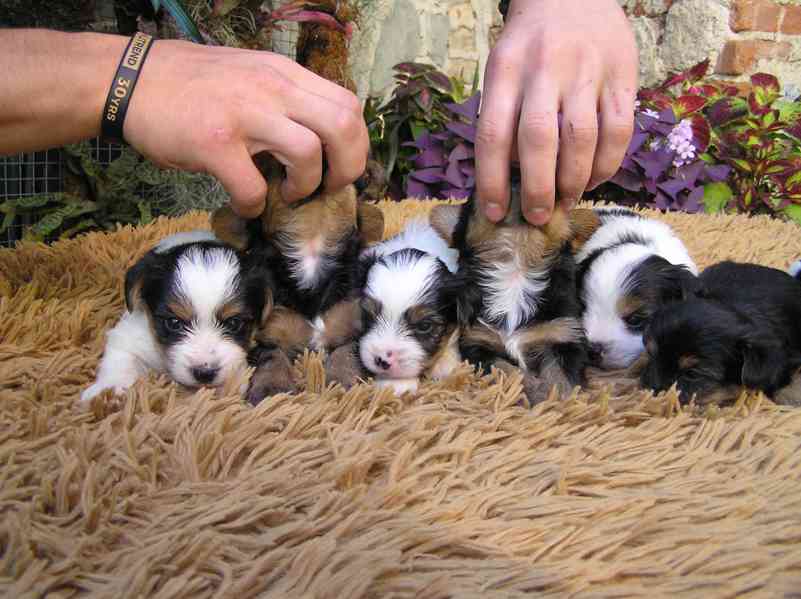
top-left (783, 203), bottom-right (801, 226)
top-left (703, 182), bottom-right (733, 214)
top-left (159, 0), bottom-right (204, 44)
top-left (1, 209), bottom-right (16, 233)
top-left (137, 202), bottom-right (153, 224)
top-left (150, 0), bottom-right (161, 10)
top-left (410, 120), bottom-right (427, 140)
top-left (59, 219), bottom-right (96, 240)
top-left (15, 194), bottom-right (58, 210)
top-left (730, 158), bottom-right (753, 173)
top-left (30, 211), bottom-right (65, 238)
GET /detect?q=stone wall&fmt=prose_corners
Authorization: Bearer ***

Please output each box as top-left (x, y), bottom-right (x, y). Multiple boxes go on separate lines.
top-left (350, 0), bottom-right (801, 100)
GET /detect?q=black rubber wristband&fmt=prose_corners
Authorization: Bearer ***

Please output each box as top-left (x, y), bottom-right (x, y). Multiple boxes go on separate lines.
top-left (100, 32), bottom-right (154, 145)
top-left (498, 0), bottom-right (510, 20)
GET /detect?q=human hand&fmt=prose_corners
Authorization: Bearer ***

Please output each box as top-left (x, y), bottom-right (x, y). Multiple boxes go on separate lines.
top-left (124, 40), bottom-right (368, 218)
top-left (476, 0), bottom-right (638, 225)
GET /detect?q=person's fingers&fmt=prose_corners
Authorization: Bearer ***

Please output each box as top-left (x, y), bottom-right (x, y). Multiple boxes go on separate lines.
top-left (516, 78), bottom-right (560, 226)
top-left (245, 110), bottom-right (324, 202)
top-left (556, 79), bottom-right (600, 212)
top-left (206, 146), bottom-right (268, 218)
top-left (281, 80), bottom-right (368, 192)
top-left (590, 81), bottom-right (636, 190)
top-left (475, 42), bottom-right (523, 222)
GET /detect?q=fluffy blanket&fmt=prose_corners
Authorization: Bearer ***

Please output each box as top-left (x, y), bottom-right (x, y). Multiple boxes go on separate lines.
top-left (2, 200), bottom-right (801, 598)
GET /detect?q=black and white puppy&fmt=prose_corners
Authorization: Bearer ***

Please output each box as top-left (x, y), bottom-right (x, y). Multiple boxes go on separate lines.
top-left (576, 208), bottom-right (698, 369)
top-left (356, 220), bottom-right (462, 394)
top-left (81, 231), bottom-right (274, 402)
top-left (430, 183), bottom-right (601, 402)
top-left (641, 260), bottom-right (801, 403)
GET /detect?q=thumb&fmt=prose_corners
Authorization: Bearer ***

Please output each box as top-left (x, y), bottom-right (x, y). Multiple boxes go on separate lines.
top-left (206, 147), bottom-right (268, 219)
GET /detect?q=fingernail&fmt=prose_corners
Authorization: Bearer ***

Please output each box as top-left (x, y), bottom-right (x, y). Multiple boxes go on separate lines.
top-left (485, 202), bottom-right (504, 222)
top-left (525, 207), bottom-right (550, 225)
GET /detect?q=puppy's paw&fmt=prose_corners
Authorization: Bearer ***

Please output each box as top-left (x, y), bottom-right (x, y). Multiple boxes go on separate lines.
top-left (80, 378), bottom-right (135, 404)
top-left (375, 378), bottom-right (418, 395)
top-left (246, 349), bottom-right (298, 406)
top-left (324, 343), bottom-right (364, 389)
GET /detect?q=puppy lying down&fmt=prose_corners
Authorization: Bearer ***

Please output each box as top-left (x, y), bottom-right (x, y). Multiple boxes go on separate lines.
top-left (576, 207), bottom-right (698, 369)
top-left (352, 220), bottom-right (462, 394)
top-left (640, 260), bottom-right (801, 404)
top-left (82, 231), bottom-right (273, 402)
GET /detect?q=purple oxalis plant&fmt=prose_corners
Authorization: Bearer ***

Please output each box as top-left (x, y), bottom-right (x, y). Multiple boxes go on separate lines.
top-left (611, 104), bottom-right (730, 213)
top-left (404, 91), bottom-right (480, 200)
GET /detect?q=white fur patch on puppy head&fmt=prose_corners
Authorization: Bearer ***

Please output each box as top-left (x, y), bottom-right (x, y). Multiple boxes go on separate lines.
top-left (580, 244), bottom-right (697, 370)
top-left (358, 248), bottom-right (458, 381)
top-left (127, 240), bottom-right (272, 388)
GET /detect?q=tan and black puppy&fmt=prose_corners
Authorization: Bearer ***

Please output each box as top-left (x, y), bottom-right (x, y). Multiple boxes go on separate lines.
top-left (212, 170), bottom-right (384, 405)
top-left (430, 183), bottom-right (600, 404)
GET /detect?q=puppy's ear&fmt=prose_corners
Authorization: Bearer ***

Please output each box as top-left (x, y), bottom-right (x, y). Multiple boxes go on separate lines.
top-left (646, 256), bottom-right (699, 304)
top-left (357, 202), bottom-right (385, 245)
top-left (740, 335), bottom-right (789, 395)
top-left (429, 204), bottom-right (462, 246)
top-left (568, 208), bottom-right (601, 252)
top-left (241, 246), bottom-right (279, 327)
top-left (211, 205), bottom-right (253, 252)
top-left (124, 251), bottom-right (158, 312)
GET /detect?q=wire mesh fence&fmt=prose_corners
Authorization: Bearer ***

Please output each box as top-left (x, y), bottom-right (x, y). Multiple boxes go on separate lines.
top-left (0, 3), bottom-right (300, 248)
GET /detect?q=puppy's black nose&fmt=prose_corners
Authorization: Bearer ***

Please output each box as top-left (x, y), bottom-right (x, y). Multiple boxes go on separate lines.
top-left (192, 366), bottom-right (220, 384)
top-left (374, 356), bottom-right (391, 371)
top-left (588, 342), bottom-right (604, 362)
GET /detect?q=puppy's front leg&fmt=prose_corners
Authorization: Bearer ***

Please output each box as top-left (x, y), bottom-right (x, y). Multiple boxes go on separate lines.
top-left (245, 345), bottom-right (298, 405)
top-left (81, 311), bottom-right (162, 402)
top-left (459, 322), bottom-right (509, 376)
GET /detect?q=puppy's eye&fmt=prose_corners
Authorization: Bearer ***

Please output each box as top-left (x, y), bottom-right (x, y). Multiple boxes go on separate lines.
top-left (415, 320), bottom-right (434, 334)
top-left (624, 311), bottom-right (648, 330)
top-left (163, 317), bottom-right (184, 333)
top-left (225, 316), bottom-right (245, 334)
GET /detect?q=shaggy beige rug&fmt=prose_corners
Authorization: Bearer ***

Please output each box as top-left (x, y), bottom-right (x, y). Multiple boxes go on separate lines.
top-left (2, 200), bottom-right (801, 598)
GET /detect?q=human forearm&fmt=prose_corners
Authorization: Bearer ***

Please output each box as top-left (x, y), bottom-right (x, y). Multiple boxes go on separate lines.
top-left (0, 29), bottom-right (126, 154)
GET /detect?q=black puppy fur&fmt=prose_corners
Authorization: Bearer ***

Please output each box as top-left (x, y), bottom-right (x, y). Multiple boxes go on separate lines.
top-left (641, 260), bottom-right (801, 403)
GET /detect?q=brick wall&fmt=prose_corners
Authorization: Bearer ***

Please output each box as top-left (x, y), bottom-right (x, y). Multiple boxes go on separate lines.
top-left (623, 0), bottom-right (801, 91)
top-left (350, 0), bottom-right (801, 100)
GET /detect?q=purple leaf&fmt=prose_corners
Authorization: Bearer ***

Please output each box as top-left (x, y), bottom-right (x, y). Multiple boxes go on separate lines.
top-left (431, 132), bottom-right (450, 142)
top-left (703, 164), bottom-right (731, 182)
top-left (627, 132), bottom-right (648, 155)
top-left (645, 179), bottom-right (658, 195)
top-left (610, 169), bottom-right (644, 192)
top-left (654, 191), bottom-right (671, 210)
top-left (409, 167), bottom-right (444, 184)
top-left (658, 108), bottom-right (677, 125)
top-left (440, 187), bottom-right (471, 200)
top-left (675, 160), bottom-right (705, 186)
top-left (406, 177), bottom-right (432, 198)
top-left (650, 121), bottom-right (676, 136)
top-left (465, 175), bottom-right (475, 189)
top-left (414, 148), bottom-right (446, 168)
top-left (449, 143), bottom-right (474, 162)
top-left (633, 148), bottom-right (674, 180)
top-left (444, 160), bottom-right (465, 187)
top-left (683, 186), bottom-right (704, 213)
top-left (460, 163), bottom-right (475, 178)
top-left (657, 177), bottom-right (688, 200)
top-left (445, 121), bottom-right (477, 143)
top-left (621, 155), bottom-right (638, 172)
top-left (445, 91), bottom-right (481, 121)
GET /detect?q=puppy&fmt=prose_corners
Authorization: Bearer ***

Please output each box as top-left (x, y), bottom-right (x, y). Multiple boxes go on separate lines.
top-left (354, 220), bottom-right (461, 394)
top-left (430, 181), bottom-right (600, 404)
top-left (641, 260), bottom-right (801, 404)
top-left (576, 207), bottom-right (698, 369)
top-left (81, 231), bottom-right (274, 402)
top-left (212, 175), bottom-right (384, 404)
